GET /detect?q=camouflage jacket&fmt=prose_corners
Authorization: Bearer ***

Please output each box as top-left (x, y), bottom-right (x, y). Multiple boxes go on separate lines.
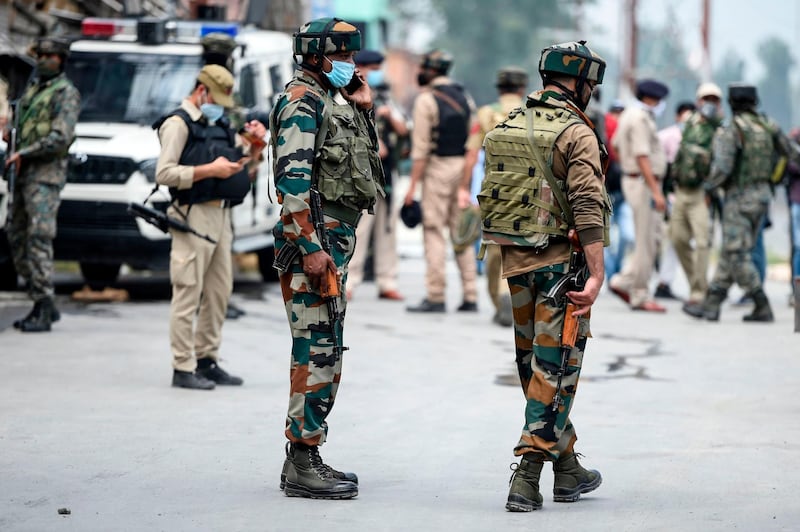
top-left (16, 73), bottom-right (80, 186)
top-left (672, 111), bottom-right (720, 189)
top-left (270, 70), bottom-right (380, 255)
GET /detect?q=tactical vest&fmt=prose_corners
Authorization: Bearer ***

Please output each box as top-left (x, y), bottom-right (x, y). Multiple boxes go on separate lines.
top-left (431, 84), bottom-right (469, 156)
top-left (731, 112), bottom-right (775, 188)
top-left (672, 112), bottom-right (718, 189)
top-left (18, 76), bottom-right (73, 155)
top-left (153, 109), bottom-right (250, 206)
top-left (478, 101), bottom-right (584, 248)
top-left (274, 77), bottom-right (384, 213)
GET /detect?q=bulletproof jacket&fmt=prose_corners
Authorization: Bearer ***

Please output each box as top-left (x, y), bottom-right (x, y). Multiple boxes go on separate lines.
top-left (672, 112), bottom-right (718, 189)
top-left (431, 83), bottom-right (469, 156)
top-left (281, 76), bottom-right (384, 213)
top-left (731, 112), bottom-right (775, 188)
top-left (479, 96), bottom-right (585, 248)
top-left (154, 109), bottom-right (250, 206)
top-left (18, 75), bottom-right (72, 155)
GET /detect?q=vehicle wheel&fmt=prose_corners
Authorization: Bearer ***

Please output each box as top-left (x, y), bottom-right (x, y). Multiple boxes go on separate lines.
top-left (0, 258), bottom-right (18, 291)
top-left (79, 262), bottom-right (121, 290)
top-left (257, 246), bottom-right (278, 283)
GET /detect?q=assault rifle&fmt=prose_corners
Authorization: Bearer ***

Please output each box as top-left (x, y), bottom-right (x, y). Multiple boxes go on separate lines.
top-left (127, 202), bottom-right (216, 244)
top-left (544, 230), bottom-right (587, 412)
top-left (2, 101), bottom-right (19, 223)
top-left (309, 186), bottom-right (348, 357)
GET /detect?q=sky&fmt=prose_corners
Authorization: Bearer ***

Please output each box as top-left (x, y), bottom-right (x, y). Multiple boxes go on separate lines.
top-left (584, 0), bottom-right (800, 84)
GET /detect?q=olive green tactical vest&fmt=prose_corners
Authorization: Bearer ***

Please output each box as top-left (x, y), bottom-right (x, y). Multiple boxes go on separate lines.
top-left (478, 103), bottom-right (583, 248)
top-left (18, 76), bottom-right (71, 154)
top-left (672, 112), bottom-right (718, 189)
top-left (731, 112), bottom-right (775, 189)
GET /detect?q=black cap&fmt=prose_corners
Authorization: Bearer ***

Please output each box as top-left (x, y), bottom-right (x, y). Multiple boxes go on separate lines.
top-left (728, 83), bottom-right (758, 105)
top-left (354, 49), bottom-right (384, 66)
top-left (400, 201), bottom-right (422, 228)
top-left (636, 79), bottom-right (669, 100)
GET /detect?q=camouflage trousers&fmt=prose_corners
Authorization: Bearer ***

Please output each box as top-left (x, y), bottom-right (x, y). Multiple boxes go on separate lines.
top-left (6, 180), bottom-right (61, 301)
top-left (710, 186), bottom-right (770, 294)
top-left (508, 264), bottom-right (591, 462)
top-left (278, 218), bottom-right (356, 447)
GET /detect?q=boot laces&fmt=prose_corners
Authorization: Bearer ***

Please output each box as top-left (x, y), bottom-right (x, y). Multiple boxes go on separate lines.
top-left (307, 446), bottom-right (333, 479)
top-left (508, 462), bottom-right (519, 486)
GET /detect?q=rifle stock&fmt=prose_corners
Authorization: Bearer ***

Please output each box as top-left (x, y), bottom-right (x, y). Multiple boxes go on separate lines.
top-left (127, 202), bottom-right (217, 244)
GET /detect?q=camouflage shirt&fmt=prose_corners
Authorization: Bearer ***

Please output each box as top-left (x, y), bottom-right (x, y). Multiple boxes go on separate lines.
top-left (16, 72), bottom-right (80, 187)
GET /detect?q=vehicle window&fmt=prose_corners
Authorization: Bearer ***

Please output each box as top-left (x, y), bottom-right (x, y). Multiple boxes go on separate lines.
top-left (66, 51), bottom-right (202, 124)
top-left (268, 64), bottom-right (283, 100)
top-left (238, 63), bottom-right (257, 109)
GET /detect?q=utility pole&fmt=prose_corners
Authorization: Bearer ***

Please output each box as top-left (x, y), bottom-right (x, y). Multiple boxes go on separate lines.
top-left (623, 0), bottom-right (638, 95)
top-left (700, 0), bottom-right (711, 81)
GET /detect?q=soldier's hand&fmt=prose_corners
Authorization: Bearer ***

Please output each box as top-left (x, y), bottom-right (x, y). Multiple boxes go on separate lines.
top-left (212, 156), bottom-right (246, 178)
top-left (403, 186), bottom-right (415, 206)
top-left (244, 120), bottom-right (267, 140)
top-left (342, 71), bottom-right (372, 110)
top-left (652, 191), bottom-right (667, 213)
top-left (4, 152), bottom-right (21, 172)
top-left (566, 275), bottom-right (602, 317)
top-left (303, 250), bottom-right (337, 293)
top-left (457, 187), bottom-right (472, 209)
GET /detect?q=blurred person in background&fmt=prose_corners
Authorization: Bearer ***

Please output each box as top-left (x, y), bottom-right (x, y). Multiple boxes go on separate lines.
top-left (603, 99), bottom-right (633, 282)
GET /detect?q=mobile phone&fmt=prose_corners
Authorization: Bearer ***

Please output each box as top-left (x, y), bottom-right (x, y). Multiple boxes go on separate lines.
top-left (344, 74), bottom-right (363, 95)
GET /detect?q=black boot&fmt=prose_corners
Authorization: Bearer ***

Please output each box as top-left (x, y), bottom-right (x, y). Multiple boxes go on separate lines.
top-left (280, 441), bottom-right (358, 490)
top-left (196, 358), bottom-right (243, 385)
top-left (19, 298), bottom-right (55, 333)
top-left (283, 443), bottom-right (358, 499)
top-left (171, 370), bottom-right (215, 390)
top-left (702, 287), bottom-right (727, 321)
top-left (14, 301), bottom-right (60, 329)
top-left (743, 289), bottom-right (774, 322)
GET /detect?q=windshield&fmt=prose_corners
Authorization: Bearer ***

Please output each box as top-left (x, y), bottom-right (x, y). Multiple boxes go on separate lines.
top-left (67, 51), bottom-right (202, 124)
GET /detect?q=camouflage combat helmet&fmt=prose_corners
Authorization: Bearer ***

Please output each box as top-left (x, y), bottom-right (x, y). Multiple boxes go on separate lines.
top-left (202, 32), bottom-right (237, 68)
top-left (496, 66), bottom-right (528, 88)
top-left (539, 40), bottom-right (605, 109)
top-left (33, 36), bottom-right (70, 58)
top-left (293, 17), bottom-right (361, 56)
top-left (728, 83), bottom-right (758, 106)
top-left (420, 49), bottom-right (453, 74)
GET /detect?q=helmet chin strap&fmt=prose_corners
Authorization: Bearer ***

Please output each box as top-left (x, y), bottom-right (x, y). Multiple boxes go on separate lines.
top-left (545, 77), bottom-right (589, 110)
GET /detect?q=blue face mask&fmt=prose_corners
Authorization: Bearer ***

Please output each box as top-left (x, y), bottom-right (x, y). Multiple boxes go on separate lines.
top-left (200, 103), bottom-right (224, 124)
top-left (323, 56), bottom-right (356, 88)
top-left (366, 69), bottom-right (385, 87)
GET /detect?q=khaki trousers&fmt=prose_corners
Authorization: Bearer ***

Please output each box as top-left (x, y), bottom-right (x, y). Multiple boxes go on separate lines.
top-left (348, 195), bottom-right (399, 294)
top-left (485, 244), bottom-right (508, 311)
top-left (168, 203), bottom-right (233, 372)
top-left (421, 156), bottom-right (477, 304)
top-left (669, 186), bottom-right (710, 302)
top-left (610, 176), bottom-right (662, 307)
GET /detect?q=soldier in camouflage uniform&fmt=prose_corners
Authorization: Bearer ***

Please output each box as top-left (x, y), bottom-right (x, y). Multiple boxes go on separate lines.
top-left (481, 41), bottom-right (607, 512)
top-left (673, 83), bottom-right (723, 317)
top-left (695, 84), bottom-right (789, 322)
top-left (270, 18), bottom-right (383, 500)
top-left (4, 37), bottom-right (79, 332)
top-left (464, 66), bottom-right (528, 326)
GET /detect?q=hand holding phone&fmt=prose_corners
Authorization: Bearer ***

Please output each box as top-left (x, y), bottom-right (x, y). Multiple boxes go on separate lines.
top-left (344, 73), bottom-right (364, 95)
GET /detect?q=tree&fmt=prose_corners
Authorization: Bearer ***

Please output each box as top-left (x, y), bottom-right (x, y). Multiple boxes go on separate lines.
top-left (713, 49), bottom-right (746, 92)
top-left (755, 37), bottom-right (794, 131)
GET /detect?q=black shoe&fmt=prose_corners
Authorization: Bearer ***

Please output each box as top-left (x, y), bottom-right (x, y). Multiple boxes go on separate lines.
top-left (406, 299), bottom-right (445, 313)
top-left (19, 298), bottom-right (56, 333)
top-left (457, 300), bottom-right (478, 312)
top-left (681, 302), bottom-right (705, 319)
top-left (196, 359), bottom-right (243, 386)
top-left (14, 304), bottom-right (60, 329)
top-left (654, 283), bottom-right (679, 300)
top-left (172, 370), bottom-right (216, 390)
top-left (225, 302), bottom-right (246, 320)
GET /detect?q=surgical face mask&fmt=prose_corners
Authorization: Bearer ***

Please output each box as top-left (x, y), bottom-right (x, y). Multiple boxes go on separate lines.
top-left (200, 103), bottom-right (224, 124)
top-left (366, 69), bottom-right (385, 87)
top-left (650, 100), bottom-right (667, 118)
top-left (699, 101), bottom-right (719, 120)
top-left (323, 56), bottom-right (356, 88)
top-left (36, 56), bottom-right (60, 80)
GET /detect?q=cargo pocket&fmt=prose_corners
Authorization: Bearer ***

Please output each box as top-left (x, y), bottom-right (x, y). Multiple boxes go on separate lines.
top-left (288, 272), bottom-right (324, 330)
top-left (170, 250), bottom-right (198, 287)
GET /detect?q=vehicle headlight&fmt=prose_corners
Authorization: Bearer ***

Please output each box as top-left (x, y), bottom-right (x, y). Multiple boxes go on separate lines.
top-left (139, 158), bottom-right (158, 182)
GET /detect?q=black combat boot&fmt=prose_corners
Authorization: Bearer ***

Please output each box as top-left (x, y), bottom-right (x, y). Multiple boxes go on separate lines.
top-left (19, 298), bottom-right (55, 333)
top-left (283, 443), bottom-right (358, 499)
top-left (14, 301), bottom-right (60, 329)
top-left (552, 451), bottom-right (602, 502)
top-left (196, 358), bottom-right (243, 385)
top-left (280, 441), bottom-right (358, 490)
top-left (506, 453), bottom-right (545, 512)
top-left (742, 289), bottom-right (774, 322)
top-left (701, 287), bottom-right (727, 321)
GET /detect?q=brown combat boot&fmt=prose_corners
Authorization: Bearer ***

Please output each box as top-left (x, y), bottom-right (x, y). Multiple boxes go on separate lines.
top-left (506, 453), bottom-right (544, 512)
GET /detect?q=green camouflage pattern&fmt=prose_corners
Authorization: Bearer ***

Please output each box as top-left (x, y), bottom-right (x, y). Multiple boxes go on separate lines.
top-left (672, 111), bottom-right (720, 188)
top-left (293, 18), bottom-right (361, 55)
top-left (708, 112), bottom-right (780, 190)
top-left (34, 37), bottom-right (70, 57)
top-left (201, 32), bottom-right (236, 57)
top-left (8, 181), bottom-right (62, 301)
top-left (420, 49), bottom-right (453, 74)
top-left (496, 66), bottom-right (529, 88)
top-left (508, 264), bottom-right (591, 461)
top-left (279, 220), bottom-right (355, 446)
top-left (539, 41), bottom-right (605, 83)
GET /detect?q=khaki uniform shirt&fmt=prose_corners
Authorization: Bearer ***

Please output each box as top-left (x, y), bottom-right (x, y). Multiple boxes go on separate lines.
top-left (613, 104), bottom-right (667, 177)
top-left (502, 93), bottom-right (606, 277)
top-left (465, 93), bottom-right (524, 151)
top-left (0, 78), bottom-right (8, 126)
top-left (410, 75), bottom-right (476, 162)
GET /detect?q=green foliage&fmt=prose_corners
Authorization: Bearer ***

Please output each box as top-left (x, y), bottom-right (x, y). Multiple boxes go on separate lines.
top-left (713, 50), bottom-right (746, 91)
top-left (756, 37), bottom-right (794, 131)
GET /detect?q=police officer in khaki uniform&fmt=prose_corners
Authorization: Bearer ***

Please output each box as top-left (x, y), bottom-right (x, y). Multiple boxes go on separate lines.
top-left (404, 50), bottom-right (478, 313)
top-left (464, 66), bottom-right (528, 326)
top-left (609, 79), bottom-right (670, 312)
top-left (155, 64), bottom-right (266, 390)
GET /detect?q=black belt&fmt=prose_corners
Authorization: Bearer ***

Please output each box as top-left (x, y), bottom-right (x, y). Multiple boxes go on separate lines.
top-left (323, 203), bottom-right (362, 225)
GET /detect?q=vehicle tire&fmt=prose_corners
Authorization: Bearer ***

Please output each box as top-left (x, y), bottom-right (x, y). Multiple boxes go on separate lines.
top-left (79, 262), bottom-right (121, 290)
top-left (0, 258), bottom-right (18, 291)
top-left (257, 246), bottom-right (278, 283)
